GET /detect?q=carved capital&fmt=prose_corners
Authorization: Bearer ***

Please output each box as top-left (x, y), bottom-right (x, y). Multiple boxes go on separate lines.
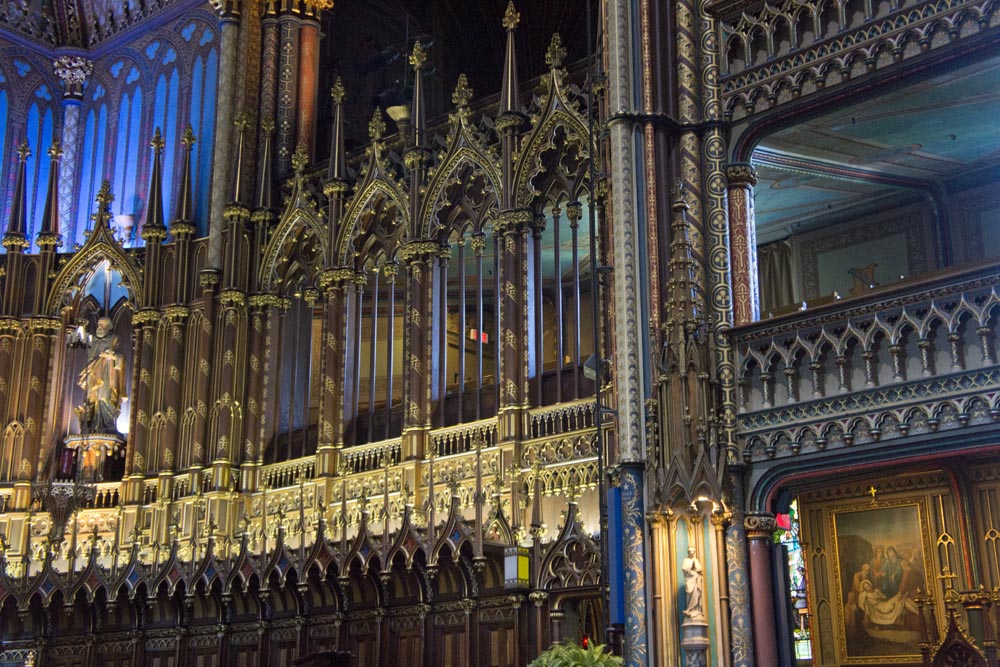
top-left (493, 209), bottom-right (533, 236)
top-left (726, 163), bottom-right (758, 187)
top-left (53, 56), bottom-right (93, 100)
top-left (743, 512), bottom-right (776, 539)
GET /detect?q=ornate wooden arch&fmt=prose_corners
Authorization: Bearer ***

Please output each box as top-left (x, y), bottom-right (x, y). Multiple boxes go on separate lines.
top-left (46, 200), bottom-right (142, 315)
top-left (260, 196), bottom-right (328, 293)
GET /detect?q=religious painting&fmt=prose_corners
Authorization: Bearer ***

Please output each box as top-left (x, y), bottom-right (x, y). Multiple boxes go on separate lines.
top-left (831, 501), bottom-right (932, 664)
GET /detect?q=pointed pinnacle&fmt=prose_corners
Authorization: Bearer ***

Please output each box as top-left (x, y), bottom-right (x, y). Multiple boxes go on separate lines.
top-left (452, 74), bottom-right (473, 108)
top-left (546, 33), bottom-right (567, 69)
top-left (291, 142), bottom-right (308, 173)
top-left (503, 1), bottom-right (520, 30)
top-left (150, 127), bottom-right (164, 151)
top-left (96, 180), bottom-right (114, 208)
top-left (48, 141), bottom-right (62, 160)
top-left (409, 40), bottom-right (427, 69)
top-left (330, 76), bottom-right (345, 104)
top-left (181, 124), bottom-right (197, 148)
top-left (369, 107), bottom-right (386, 141)
top-left (16, 140), bottom-right (30, 161)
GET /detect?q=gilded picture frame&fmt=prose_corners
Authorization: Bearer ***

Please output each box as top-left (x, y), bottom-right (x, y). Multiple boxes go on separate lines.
top-left (830, 499), bottom-right (933, 664)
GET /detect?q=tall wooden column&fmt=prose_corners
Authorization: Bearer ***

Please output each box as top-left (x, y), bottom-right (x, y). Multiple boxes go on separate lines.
top-left (494, 209), bottom-right (533, 442)
top-left (726, 163), bottom-right (759, 326)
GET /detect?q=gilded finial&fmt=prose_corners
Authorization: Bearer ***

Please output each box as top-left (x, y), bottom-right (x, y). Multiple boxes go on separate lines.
top-left (96, 180), bottom-right (114, 208)
top-left (330, 76), bottom-right (345, 104)
top-left (234, 114), bottom-right (250, 131)
top-left (181, 124), bottom-right (196, 147)
top-left (291, 143), bottom-right (308, 173)
top-left (672, 179), bottom-right (690, 209)
top-left (409, 40), bottom-right (427, 69)
top-left (503, 1), bottom-right (520, 30)
top-left (261, 118), bottom-right (275, 134)
top-left (16, 139), bottom-right (30, 161)
top-left (452, 74), bottom-right (473, 108)
top-left (545, 33), bottom-right (567, 69)
top-left (150, 127), bottom-right (164, 151)
top-left (48, 141), bottom-right (62, 160)
top-left (369, 107), bottom-right (386, 141)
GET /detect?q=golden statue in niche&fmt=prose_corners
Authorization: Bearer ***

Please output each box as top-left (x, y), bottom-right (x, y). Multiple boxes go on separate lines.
top-left (76, 316), bottom-right (126, 434)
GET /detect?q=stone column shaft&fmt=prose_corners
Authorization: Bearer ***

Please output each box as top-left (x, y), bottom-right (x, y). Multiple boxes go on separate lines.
top-left (53, 55), bottom-right (92, 247)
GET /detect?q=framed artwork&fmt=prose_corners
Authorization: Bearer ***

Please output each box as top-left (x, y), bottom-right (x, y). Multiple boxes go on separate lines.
top-left (831, 500), bottom-right (933, 664)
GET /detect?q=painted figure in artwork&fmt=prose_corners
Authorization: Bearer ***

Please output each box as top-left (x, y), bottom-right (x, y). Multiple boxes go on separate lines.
top-left (78, 317), bottom-right (126, 433)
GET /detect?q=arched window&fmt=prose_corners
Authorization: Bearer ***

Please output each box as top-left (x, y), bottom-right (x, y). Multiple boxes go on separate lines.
top-left (150, 42), bottom-right (180, 232)
top-left (0, 73), bottom-right (8, 238)
top-left (111, 67), bottom-right (143, 242)
top-left (74, 82), bottom-right (108, 248)
top-left (187, 26), bottom-right (217, 236)
top-left (24, 87), bottom-right (55, 250)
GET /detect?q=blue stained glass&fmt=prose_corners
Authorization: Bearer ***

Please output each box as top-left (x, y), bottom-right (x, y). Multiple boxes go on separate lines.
top-left (112, 94), bottom-right (131, 216)
top-left (145, 41), bottom-right (160, 59)
top-left (76, 109), bottom-right (97, 245)
top-left (189, 48), bottom-right (217, 235)
top-left (152, 70), bottom-right (180, 226)
top-left (0, 90), bottom-right (7, 239)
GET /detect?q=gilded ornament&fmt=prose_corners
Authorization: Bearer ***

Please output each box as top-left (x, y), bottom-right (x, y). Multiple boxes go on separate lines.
top-left (502, 1), bottom-right (520, 30)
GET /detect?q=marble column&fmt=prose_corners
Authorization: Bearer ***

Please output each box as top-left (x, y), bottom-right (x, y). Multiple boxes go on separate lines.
top-left (606, 0), bottom-right (651, 661)
top-left (53, 56), bottom-right (92, 248)
top-left (494, 209), bottom-right (532, 442)
top-left (745, 512), bottom-right (779, 667)
top-left (726, 164), bottom-right (759, 326)
top-left (208, 5), bottom-right (241, 269)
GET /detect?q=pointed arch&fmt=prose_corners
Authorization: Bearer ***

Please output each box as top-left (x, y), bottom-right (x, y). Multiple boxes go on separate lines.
top-left (260, 202), bottom-right (328, 293)
top-left (46, 230), bottom-right (143, 315)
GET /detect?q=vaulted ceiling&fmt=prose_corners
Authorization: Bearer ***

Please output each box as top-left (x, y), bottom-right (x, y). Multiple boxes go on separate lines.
top-left (752, 53), bottom-right (1000, 243)
top-left (0, 0), bottom-right (195, 48)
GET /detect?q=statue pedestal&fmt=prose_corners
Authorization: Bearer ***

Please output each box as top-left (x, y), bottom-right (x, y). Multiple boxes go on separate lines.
top-left (680, 617), bottom-right (710, 667)
top-left (63, 434), bottom-right (125, 482)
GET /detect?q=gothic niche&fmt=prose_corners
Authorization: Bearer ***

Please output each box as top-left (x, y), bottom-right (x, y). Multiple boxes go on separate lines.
top-left (58, 260), bottom-right (133, 482)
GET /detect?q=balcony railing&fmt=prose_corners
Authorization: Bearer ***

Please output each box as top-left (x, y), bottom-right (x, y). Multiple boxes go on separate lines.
top-left (730, 262), bottom-right (1000, 462)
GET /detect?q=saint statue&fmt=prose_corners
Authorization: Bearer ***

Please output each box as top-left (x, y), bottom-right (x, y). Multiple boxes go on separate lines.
top-left (77, 317), bottom-right (126, 433)
top-left (682, 546), bottom-right (706, 622)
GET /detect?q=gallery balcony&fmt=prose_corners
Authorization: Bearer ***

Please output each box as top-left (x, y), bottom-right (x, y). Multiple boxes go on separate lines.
top-left (731, 260), bottom-right (1000, 475)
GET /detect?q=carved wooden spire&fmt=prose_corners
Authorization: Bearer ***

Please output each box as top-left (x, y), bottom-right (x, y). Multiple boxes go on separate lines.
top-left (173, 125), bottom-right (196, 228)
top-left (142, 128), bottom-right (166, 239)
top-left (255, 118), bottom-right (275, 212)
top-left (327, 77), bottom-right (346, 182)
top-left (3, 141), bottom-right (31, 250)
top-left (37, 142), bottom-right (63, 247)
top-left (499, 1), bottom-right (521, 116)
top-left (409, 41), bottom-right (428, 149)
top-left (228, 115), bottom-right (249, 207)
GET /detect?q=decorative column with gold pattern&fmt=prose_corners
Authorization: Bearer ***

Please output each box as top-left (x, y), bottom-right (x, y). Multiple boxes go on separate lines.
top-left (726, 163), bottom-right (759, 326)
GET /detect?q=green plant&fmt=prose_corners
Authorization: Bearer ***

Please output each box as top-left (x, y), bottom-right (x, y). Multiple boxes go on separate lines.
top-left (529, 641), bottom-right (623, 667)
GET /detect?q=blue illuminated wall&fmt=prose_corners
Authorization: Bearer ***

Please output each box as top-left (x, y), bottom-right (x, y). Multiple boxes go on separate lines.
top-left (0, 8), bottom-right (219, 250)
